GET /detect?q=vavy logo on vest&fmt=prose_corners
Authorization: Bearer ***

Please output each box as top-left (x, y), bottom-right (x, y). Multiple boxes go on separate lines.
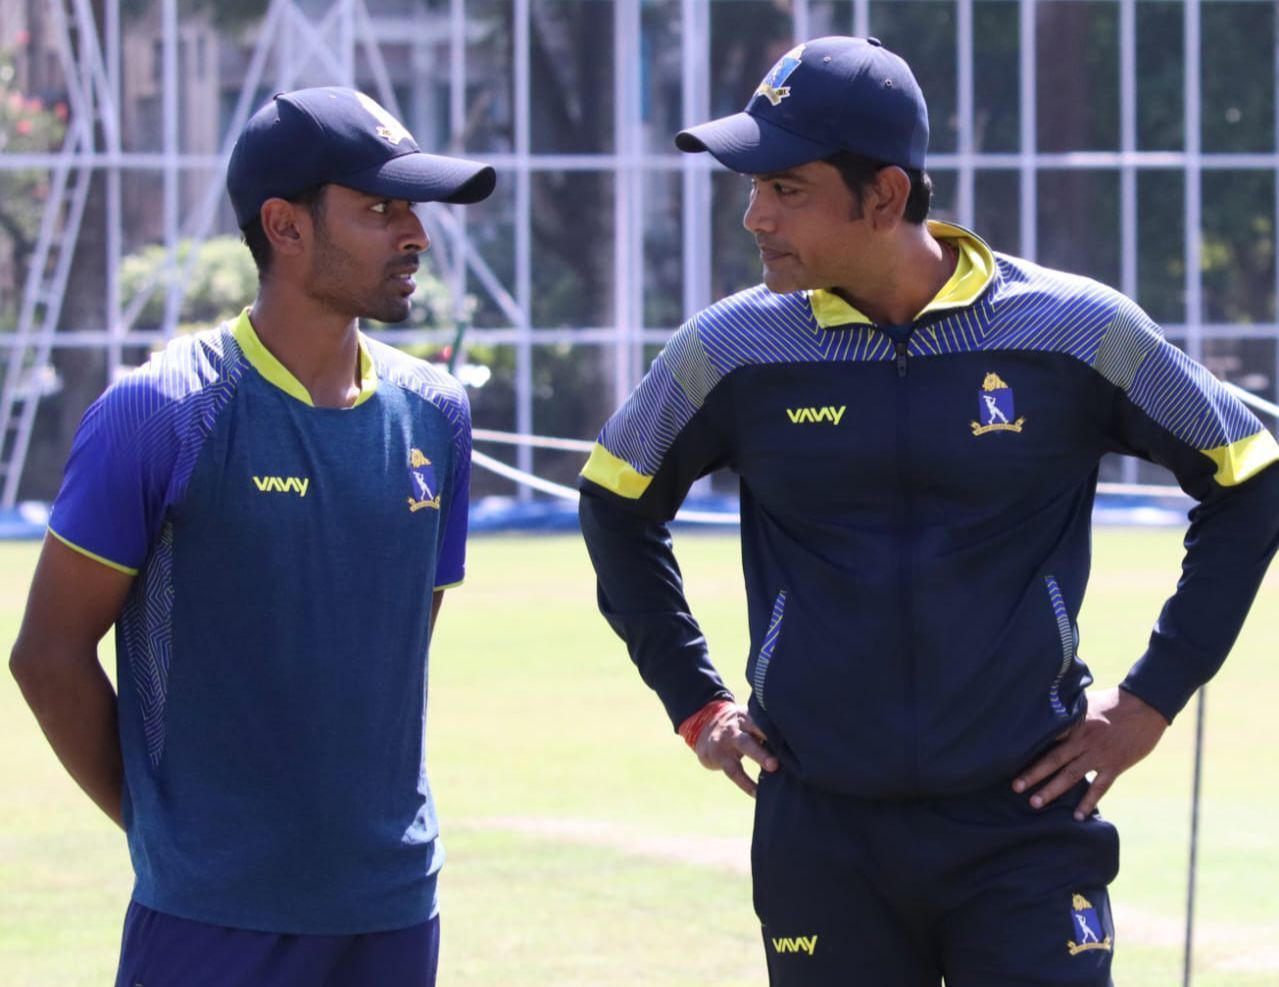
top-left (787, 405), bottom-right (846, 425)
top-left (252, 475), bottom-right (310, 496)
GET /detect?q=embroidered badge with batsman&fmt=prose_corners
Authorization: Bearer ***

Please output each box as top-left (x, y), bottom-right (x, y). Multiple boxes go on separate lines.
top-left (1066, 893), bottom-right (1113, 956)
top-left (407, 448), bottom-right (441, 512)
top-left (754, 44), bottom-right (806, 107)
top-left (970, 372), bottom-right (1026, 435)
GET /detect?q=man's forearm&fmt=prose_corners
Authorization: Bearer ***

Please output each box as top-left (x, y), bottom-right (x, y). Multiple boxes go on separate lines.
top-left (11, 651), bottom-right (125, 828)
top-left (1121, 463), bottom-right (1279, 720)
top-left (579, 487), bottom-right (733, 727)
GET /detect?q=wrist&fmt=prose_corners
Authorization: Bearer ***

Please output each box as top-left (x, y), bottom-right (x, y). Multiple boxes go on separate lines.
top-left (677, 698), bottom-right (736, 749)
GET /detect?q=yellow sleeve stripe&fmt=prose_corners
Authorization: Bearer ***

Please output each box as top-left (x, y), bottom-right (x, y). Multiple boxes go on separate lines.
top-left (1202, 429), bottom-right (1279, 487)
top-left (48, 527), bottom-right (139, 576)
top-left (580, 443), bottom-right (654, 499)
top-left (435, 578), bottom-right (464, 591)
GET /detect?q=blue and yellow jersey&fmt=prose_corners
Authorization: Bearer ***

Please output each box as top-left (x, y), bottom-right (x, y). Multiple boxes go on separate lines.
top-left (49, 310), bottom-right (470, 934)
top-left (579, 222), bottom-right (1279, 799)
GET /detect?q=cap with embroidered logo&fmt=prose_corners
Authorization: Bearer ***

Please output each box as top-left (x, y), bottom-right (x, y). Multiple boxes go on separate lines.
top-left (675, 36), bottom-right (928, 174)
top-left (226, 86), bottom-right (496, 227)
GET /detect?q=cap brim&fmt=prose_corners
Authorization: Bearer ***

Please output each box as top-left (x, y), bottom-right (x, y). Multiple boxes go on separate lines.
top-left (675, 112), bottom-right (839, 174)
top-left (343, 150), bottom-right (497, 205)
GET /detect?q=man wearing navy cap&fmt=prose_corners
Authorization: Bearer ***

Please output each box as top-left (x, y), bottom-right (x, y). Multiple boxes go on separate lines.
top-left (11, 87), bottom-right (494, 986)
top-left (579, 37), bottom-right (1279, 985)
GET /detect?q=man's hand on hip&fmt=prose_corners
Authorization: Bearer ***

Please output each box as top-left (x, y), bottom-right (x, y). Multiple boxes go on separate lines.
top-left (1013, 686), bottom-right (1169, 820)
top-left (681, 700), bottom-right (779, 798)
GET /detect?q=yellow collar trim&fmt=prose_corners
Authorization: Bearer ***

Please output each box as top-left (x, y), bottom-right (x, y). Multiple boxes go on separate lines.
top-left (230, 309), bottom-right (378, 408)
top-left (808, 221), bottom-right (997, 329)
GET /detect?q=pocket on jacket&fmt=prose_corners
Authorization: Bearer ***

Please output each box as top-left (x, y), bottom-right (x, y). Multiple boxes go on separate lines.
top-left (1044, 574), bottom-right (1078, 718)
top-left (751, 589), bottom-right (789, 711)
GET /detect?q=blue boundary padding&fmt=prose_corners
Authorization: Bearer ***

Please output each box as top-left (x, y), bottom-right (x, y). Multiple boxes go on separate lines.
top-left (0, 503), bottom-right (50, 540)
top-left (0, 493), bottom-right (1188, 541)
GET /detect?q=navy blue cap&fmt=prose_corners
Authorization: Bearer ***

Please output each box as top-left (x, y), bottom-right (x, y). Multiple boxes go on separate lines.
top-left (227, 87), bottom-right (496, 227)
top-left (676, 36), bottom-right (928, 173)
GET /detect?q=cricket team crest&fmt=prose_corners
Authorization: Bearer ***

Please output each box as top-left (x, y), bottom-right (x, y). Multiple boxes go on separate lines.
top-left (407, 448), bottom-right (441, 512)
top-left (357, 92), bottom-right (413, 146)
top-left (755, 44), bottom-right (806, 107)
top-left (1066, 893), bottom-right (1113, 956)
top-left (970, 372), bottom-right (1026, 435)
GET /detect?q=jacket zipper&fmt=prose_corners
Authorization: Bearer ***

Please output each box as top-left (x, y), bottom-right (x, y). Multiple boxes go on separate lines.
top-left (890, 332), bottom-right (918, 787)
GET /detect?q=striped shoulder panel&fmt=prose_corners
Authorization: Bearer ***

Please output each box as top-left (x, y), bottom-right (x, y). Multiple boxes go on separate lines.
top-left (92, 324), bottom-right (248, 502)
top-left (587, 286), bottom-right (894, 496)
top-left (914, 256), bottom-right (1120, 363)
top-left (932, 255), bottom-right (1277, 485)
top-left (364, 337), bottom-right (472, 463)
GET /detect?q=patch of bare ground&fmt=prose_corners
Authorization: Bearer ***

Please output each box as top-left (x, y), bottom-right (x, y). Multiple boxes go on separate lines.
top-left (463, 816), bottom-right (1279, 974)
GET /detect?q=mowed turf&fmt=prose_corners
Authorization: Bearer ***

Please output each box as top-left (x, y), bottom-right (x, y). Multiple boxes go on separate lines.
top-left (0, 528), bottom-right (1276, 986)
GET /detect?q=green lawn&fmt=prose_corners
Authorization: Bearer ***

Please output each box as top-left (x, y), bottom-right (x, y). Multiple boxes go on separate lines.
top-left (1, 529), bottom-right (1276, 985)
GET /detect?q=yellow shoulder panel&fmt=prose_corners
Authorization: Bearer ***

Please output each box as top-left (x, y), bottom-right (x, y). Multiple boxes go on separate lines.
top-left (48, 527), bottom-right (139, 576)
top-left (580, 443), bottom-right (654, 499)
top-left (1202, 429), bottom-right (1279, 487)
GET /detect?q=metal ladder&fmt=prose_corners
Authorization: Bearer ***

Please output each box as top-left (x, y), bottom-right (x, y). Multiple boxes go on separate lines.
top-left (0, 0), bottom-right (98, 509)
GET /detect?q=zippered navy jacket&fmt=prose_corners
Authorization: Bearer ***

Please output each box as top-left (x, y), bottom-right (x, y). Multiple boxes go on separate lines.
top-left (578, 223), bottom-right (1279, 800)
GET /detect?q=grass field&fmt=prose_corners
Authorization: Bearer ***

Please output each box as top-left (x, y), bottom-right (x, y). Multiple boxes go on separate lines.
top-left (1, 529), bottom-right (1276, 986)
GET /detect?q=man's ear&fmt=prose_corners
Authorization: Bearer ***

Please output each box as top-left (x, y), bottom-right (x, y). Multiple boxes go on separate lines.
top-left (865, 166), bottom-right (911, 231)
top-left (259, 198), bottom-right (309, 258)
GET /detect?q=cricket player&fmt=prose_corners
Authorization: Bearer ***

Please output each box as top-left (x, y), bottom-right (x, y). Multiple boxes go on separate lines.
top-left (10, 87), bottom-right (493, 986)
top-left (578, 36), bottom-right (1279, 986)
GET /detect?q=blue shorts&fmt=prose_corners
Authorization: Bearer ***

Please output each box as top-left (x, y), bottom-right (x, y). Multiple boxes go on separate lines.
top-left (752, 770), bottom-right (1118, 987)
top-left (113, 901), bottom-right (440, 987)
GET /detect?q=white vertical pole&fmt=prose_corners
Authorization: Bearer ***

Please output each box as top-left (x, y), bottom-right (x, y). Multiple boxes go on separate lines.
top-left (614, 0), bottom-right (643, 407)
top-left (956, 0), bottom-right (974, 227)
top-left (1181, 5), bottom-right (1206, 985)
top-left (339, 0), bottom-right (355, 85)
top-left (680, 0), bottom-right (710, 321)
top-left (1183, 688), bottom-right (1206, 987)
top-left (448, 0), bottom-right (469, 366)
top-left (106, 0), bottom-right (122, 378)
top-left (1183, 0), bottom-right (1202, 361)
top-left (1018, 0), bottom-right (1036, 261)
top-left (1273, 0), bottom-right (1279, 430)
top-left (853, 0), bottom-right (870, 39)
top-left (162, 0), bottom-right (180, 338)
top-left (1120, 0), bottom-right (1138, 485)
top-left (514, 0), bottom-right (532, 497)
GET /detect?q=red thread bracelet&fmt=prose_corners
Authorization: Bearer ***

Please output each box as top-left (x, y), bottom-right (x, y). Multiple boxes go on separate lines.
top-left (678, 699), bottom-right (735, 749)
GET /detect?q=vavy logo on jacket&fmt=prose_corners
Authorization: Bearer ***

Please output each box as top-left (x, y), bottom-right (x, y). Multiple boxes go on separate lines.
top-left (786, 405), bottom-right (846, 425)
top-left (252, 475), bottom-right (310, 497)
